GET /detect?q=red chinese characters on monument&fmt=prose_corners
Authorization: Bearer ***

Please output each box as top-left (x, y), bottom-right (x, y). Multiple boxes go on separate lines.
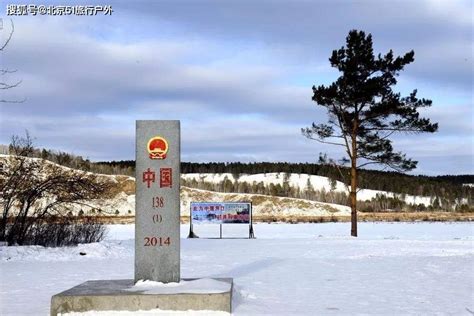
top-left (142, 168), bottom-right (156, 188)
top-left (160, 168), bottom-right (172, 188)
top-left (142, 167), bottom-right (172, 189)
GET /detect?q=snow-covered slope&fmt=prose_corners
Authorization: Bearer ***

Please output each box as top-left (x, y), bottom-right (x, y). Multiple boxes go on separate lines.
top-left (180, 186), bottom-right (350, 217)
top-left (0, 154), bottom-right (136, 216)
top-left (4, 155), bottom-right (459, 218)
top-left (0, 155), bottom-right (349, 218)
top-left (183, 173), bottom-right (434, 206)
top-left (44, 185), bottom-right (351, 218)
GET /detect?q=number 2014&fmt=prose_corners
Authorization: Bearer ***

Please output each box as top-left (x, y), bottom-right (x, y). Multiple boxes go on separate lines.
top-left (144, 236), bottom-right (170, 247)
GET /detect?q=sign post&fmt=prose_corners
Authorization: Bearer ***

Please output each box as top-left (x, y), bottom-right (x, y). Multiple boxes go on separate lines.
top-left (135, 120), bottom-right (180, 283)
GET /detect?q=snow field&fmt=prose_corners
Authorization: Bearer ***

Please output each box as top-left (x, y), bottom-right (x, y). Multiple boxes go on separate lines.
top-left (62, 311), bottom-right (229, 316)
top-left (0, 222), bottom-right (473, 315)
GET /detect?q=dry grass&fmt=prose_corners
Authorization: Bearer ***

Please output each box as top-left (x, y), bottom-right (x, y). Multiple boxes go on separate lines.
top-left (358, 211), bottom-right (474, 222)
top-left (18, 212), bottom-right (471, 225)
top-left (181, 212), bottom-right (474, 224)
top-left (84, 216), bottom-right (135, 224)
top-left (249, 195), bottom-right (270, 205)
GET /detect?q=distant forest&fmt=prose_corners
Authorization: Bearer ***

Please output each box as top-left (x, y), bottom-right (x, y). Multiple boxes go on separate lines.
top-left (97, 160), bottom-right (473, 200)
top-left (5, 145), bottom-right (472, 207)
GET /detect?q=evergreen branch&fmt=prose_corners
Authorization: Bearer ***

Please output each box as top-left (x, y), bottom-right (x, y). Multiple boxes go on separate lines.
top-left (333, 163), bottom-right (350, 192)
top-left (357, 161), bottom-right (380, 168)
top-left (363, 127), bottom-right (433, 132)
top-left (304, 135), bottom-right (346, 147)
top-left (333, 103), bottom-right (353, 160)
top-left (319, 153), bottom-right (350, 192)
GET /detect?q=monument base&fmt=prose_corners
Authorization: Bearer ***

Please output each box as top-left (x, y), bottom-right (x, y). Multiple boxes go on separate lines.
top-left (50, 278), bottom-right (233, 316)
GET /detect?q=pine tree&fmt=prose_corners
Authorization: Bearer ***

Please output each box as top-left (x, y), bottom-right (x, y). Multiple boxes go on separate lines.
top-left (302, 30), bottom-right (438, 236)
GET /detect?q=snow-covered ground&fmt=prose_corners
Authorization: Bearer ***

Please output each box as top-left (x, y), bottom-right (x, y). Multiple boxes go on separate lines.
top-left (1, 222), bottom-right (473, 315)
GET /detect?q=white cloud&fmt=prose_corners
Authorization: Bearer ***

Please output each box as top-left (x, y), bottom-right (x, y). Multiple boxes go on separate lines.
top-left (0, 3), bottom-right (472, 175)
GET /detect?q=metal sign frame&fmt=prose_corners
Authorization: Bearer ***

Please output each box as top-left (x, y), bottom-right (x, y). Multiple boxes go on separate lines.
top-left (188, 202), bottom-right (255, 239)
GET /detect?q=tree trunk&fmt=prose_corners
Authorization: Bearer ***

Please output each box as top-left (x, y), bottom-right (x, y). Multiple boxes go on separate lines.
top-left (0, 203), bottom-right (9, 241)
top-left (350, 125), bottom-right (358, 237)
top-left (350, 161), bottom-right (357, 237)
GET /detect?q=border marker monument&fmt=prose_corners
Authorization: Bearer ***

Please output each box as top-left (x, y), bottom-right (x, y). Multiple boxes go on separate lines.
top-left (50, 120), bottom-right (233, 315)
top-left (135, 121), bottom-right (180, 283)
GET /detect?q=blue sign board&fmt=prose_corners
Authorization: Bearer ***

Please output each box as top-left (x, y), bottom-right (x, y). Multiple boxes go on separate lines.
top-left (190, 202), bottom-right (251, 224)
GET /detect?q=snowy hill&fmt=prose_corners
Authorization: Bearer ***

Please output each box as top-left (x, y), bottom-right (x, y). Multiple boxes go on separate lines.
top-left (5, 155), bottom-right (465, 218)
top-left (0, 154), bottom-right (136, 217)
top-left (180, 186), bottom-right (350, 218)
top-left (182, 173), bottom-right (434, 206)
top-left (0, 155), bottom-right (349, 218)
top-left (40, 185), bottom-right (351, 218)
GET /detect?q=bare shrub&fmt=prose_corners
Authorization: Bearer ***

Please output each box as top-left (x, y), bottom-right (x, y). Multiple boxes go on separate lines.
top-left (0, 133), bottom-right (111, 246)
top-left (6, 217), bottom-right (107, 247)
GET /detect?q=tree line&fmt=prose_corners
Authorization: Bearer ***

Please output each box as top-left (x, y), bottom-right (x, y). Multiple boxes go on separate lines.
top-left (99, 160), bottom-right (472, 203)
top-left (181, 175), bottom-right (472, 213)
top-left (3, 143), bottom-right (472, 209)
top-left (1, 144), bottom-right (134, 177)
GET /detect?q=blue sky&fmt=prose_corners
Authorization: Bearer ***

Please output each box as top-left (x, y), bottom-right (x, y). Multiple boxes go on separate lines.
top-left (0, 0), bottom-right (472, 175)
